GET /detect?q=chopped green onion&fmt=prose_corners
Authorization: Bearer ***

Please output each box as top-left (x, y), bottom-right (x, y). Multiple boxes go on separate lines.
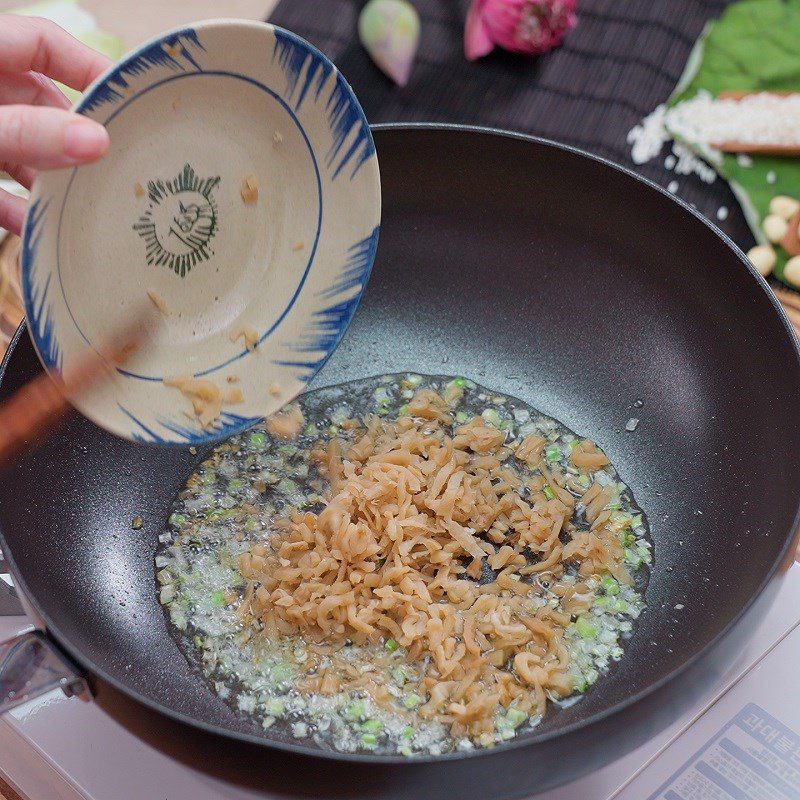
top-left (169, 513), bottom-right (187, 527)
top-left (575, 616), bottom-right (597, 639)
top-left (600, 575), bottom-right (619, 595)
top-left (607, 499), bottom-right (622, 510)
top-left (482, 408), bottom-right (502, 427)
top-left (303, 424), bottom-right (316, 436)
top-left (401, 725), bottom-right (414, 740)
top-left (578, 474), bottom-right (591, 488)
top-left (249, 432), bottom-right (266, 448)
top-left (384, 638), bottom-right (399, 653)
top-left (228, 478), bottom-right (243, 491)
top-left (569, 439), bottom-right (580, 451)
top-left (278, 479), bottom-right (297, 495)
top-left (244, 517), bottom-right (259, 532)
top-left (201, 471), bottom-right (216, 485)
top-left (398, 745), bottom-right (413, 757)
top-left (270, 663), bottom-right (293, 686)
top-left (622, 531), bottom-right (636, 547)
top-left (361, 718), bottom-right (383, 734)
top-left (211, 590), bottom-right (225, 606)
top-left (391, 666), bottom-right (408, 686)
top-left (615, 599), bottom-right (629, 613)
top-left (505, 707), bottom-right (527, 728)
top-left (159, 585), bottom-right (175, 604)
top-left (631, 513), bottom-right (643, 529)
top-left (545, 445), bottom-right (561, 461)
top-left (156, 569), bottom-right (172, 585)
top-left (574, 676), bottom-right (588, 692)
top-left (266, 698), bottom-right (285, 717)
top-left (361, 733), bottom-right (378, 749)
top-left (403, 694), bottom-right (423, 710)
top-left (453, 378), bottom-right (466, 387)
top-left (542, 485), bottom-right (556, 500)
top-left (455, 411), bottom-right (469, 424)
top-left (624, 548), bottom-right (643, 568)
top-left (277, 444), bottom-right (295, 456)
top-left (345, 700), bottom-right (367, 721)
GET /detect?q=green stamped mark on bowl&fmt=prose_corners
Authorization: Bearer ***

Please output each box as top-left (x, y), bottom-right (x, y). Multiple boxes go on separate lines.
top-left (133, 163), bottom-right (220, 277)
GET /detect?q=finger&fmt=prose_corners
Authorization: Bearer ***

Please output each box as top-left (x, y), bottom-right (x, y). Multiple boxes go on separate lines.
top-left (0, 15), bottom-right (110, 92)
top-left (2, 162), bottom-right (36, 190)
top-left (0, 105), bottom-right (109, 169)
top-left (0, 71), bottom-right (70, 109)
top-left (0, 188), bottom-right (26, 235)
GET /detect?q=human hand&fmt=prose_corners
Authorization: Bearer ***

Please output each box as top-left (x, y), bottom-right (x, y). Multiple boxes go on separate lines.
top-left (0, 15), bottom-right (111, 235)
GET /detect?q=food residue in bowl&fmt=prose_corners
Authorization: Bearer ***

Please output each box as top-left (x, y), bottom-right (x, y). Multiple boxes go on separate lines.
top-left (229, 326), bottom-right (259, 352)
top-left (163, 375), bottom-right (244, 429)
top-left (146, 290), bottom-right (168, 316)
top-left (157, 374), bottom-right (652, 756)
top-left (223, 387), bottom-right (244, 405)
top-left (241, 175), bottom-right (258, 204)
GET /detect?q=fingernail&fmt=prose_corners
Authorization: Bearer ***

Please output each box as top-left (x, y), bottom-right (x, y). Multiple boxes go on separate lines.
top-left (63, 119), bottom-right (109, 162)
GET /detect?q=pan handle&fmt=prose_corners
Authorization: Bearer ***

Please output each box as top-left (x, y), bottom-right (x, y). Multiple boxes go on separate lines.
top-left (0, 629), bottom-right (88, 714)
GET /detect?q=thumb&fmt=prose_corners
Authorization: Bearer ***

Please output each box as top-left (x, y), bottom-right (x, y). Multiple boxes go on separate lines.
top-left (0, 105), bottom-right (108, 170)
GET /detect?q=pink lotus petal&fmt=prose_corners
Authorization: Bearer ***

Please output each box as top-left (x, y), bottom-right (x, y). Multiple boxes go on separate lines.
top-left (465, 0), bottom-right (496, 60)
top-left (464, 0), bottom-right (578, 59)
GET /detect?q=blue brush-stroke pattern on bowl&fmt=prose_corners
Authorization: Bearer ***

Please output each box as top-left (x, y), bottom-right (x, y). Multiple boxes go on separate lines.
top-left (120, 404), bottom-right (263, 445)
top-left (277, 226), bottom-right (380, 381)
top-left (20, 200), bottom-right (62, 374)
top-left (79, 29), bottom-right (205, 113)
top-left (272, 29), bottom-right (375, 181)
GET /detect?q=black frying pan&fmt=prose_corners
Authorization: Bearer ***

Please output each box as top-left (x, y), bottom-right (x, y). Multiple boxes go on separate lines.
top-left (1, 125), bottom-right (800, 798)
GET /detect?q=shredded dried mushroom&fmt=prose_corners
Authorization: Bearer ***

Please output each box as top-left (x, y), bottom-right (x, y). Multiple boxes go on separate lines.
top-left (158, 375), bottom-right (651, 756)
top-left (241, 393), bottom-right (626, 739)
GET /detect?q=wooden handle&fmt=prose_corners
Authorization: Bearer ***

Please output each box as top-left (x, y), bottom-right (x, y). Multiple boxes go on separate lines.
top-left (713, 142), bottom-right (800, 156)
top-left (0, 311), bottom-right (147, 469)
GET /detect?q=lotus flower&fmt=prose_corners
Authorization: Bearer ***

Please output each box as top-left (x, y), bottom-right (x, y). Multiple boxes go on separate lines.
top-left (359, 0), bottom-right (421, 87)
top-left (464, 0), bottom-right (577, 60)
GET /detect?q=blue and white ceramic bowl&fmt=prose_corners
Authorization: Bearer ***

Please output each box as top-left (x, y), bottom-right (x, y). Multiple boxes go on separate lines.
top-left (22, 20), bottom-right (381, 444)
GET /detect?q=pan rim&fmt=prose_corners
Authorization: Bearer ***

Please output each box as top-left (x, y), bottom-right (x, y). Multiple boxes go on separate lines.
top-left (2, 122), bottom-right (800, 765)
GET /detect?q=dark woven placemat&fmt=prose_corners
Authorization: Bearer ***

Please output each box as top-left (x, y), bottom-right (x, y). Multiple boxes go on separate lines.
top-left (269, 0), bottom-right (753, 250)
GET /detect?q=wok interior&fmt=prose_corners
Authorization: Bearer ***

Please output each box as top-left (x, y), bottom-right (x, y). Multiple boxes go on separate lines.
top-left (1, 127), bottom-right (799, 753)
